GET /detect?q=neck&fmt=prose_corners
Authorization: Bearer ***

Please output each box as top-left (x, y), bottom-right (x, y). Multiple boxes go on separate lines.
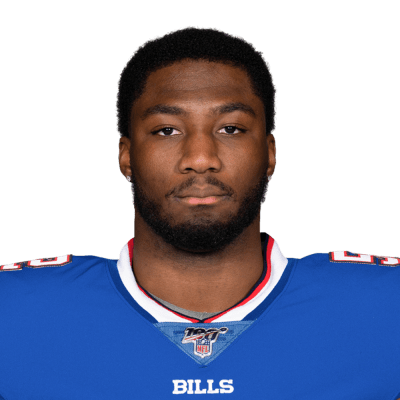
top-left (132, 214), bottom-right (264, 313)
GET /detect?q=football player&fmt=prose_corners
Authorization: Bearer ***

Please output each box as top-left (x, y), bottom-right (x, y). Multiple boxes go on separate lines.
top-left (1, 28), bottom-right (399, 399)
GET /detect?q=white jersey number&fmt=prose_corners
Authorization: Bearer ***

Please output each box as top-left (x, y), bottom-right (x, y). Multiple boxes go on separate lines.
top-left (1, 255), bottom-right (72, 271)
top-left (330, 251), bottom-right (400, 266)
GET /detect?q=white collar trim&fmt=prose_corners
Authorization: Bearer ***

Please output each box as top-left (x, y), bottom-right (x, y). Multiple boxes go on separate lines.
top-left (116, 236), bottom-right (288, 323)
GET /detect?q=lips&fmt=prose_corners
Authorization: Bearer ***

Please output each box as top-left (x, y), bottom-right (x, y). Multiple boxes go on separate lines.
top-left (181, 196), bottom-right (223, 205)
top-left (175, 186), bottom-right (229, 199)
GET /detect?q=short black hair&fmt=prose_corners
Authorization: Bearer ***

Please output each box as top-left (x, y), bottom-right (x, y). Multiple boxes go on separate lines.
top-left (117, 27), bottom-right (275, 138)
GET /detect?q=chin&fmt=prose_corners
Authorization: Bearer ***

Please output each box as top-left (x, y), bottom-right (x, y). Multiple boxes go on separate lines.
top-left (131, 169), bottom-right (268, 253)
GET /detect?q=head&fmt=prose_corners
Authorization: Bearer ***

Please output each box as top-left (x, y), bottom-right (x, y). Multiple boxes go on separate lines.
top-left (118, 28), bottom-right (276, 253)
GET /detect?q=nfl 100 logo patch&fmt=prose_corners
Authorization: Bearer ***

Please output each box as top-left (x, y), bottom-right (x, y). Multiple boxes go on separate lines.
top-left (182, 327), bottom-right (228, 358)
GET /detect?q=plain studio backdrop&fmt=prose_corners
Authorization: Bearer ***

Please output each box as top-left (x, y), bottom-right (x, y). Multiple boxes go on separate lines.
top-left (0, 1), bottom-right (399, 265)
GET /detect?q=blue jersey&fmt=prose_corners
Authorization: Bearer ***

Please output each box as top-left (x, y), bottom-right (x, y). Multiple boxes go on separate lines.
top-left (1, 233), bottom-right (399, 399)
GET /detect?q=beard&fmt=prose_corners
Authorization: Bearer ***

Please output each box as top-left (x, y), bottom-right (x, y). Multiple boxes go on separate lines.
top-left (130, 169), bottom-right (268, 253)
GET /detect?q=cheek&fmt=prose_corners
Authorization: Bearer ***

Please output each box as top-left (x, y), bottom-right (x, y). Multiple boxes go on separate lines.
top-left (132, 146), bottom-right (176, 195)
top-left (224, 142), bottom-right (268, 189)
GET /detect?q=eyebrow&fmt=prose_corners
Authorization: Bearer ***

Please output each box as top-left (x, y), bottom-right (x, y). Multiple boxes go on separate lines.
top-left (211, 102), bottom-right (256, 117)
top-left (141, 104), bottom-right (187, 120)
top-left (140, 102), bottom-right (256, 120)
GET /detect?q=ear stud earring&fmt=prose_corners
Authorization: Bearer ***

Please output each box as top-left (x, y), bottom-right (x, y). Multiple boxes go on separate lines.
top-left (126, 176), bottom-right (131, 182)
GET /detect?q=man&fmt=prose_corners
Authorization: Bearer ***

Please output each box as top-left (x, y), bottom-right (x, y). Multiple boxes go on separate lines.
top-left (0, 28), bottom-right (399, 399)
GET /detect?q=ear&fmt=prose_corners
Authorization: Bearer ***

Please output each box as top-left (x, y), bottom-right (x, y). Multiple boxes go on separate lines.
top-left (119, 137), bottom-right (132, 179)
top-left (266, 133), bottom-right (276, 178)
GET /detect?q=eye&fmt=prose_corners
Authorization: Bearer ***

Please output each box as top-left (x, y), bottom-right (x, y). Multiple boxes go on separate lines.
top-left (152, 127), bottom-right (180, 136)
top-left (218, 126), bottom-right (245, 135)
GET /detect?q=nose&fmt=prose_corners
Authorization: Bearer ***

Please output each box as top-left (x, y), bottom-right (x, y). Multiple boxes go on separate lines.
top-left (178, 130), bottom-right (222, 174)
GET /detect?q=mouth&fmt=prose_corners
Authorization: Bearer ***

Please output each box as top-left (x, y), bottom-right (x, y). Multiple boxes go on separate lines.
top-left (175, 195), bottom-right (227, 205)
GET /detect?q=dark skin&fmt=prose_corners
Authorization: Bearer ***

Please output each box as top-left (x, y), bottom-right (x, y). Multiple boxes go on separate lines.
top-left (119, 60), bottom-right (276, 313)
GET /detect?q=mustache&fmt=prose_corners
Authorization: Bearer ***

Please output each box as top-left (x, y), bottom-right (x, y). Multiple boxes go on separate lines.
top-left (166, 176), bottom-right (235, 198)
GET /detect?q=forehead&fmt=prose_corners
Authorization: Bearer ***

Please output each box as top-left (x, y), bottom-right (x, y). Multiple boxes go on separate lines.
top-left (132, 60), bottom-right (263, 116)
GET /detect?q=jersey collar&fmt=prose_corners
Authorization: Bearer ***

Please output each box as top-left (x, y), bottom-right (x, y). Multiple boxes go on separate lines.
top-left (115, 233), bottom-right (288, 323)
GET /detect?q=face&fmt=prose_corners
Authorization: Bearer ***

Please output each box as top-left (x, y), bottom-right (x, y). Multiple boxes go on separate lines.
top-left (119, 60), bottom-right (276, 253)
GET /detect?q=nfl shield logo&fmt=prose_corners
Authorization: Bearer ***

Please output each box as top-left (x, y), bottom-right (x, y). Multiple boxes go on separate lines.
top-left (195, 338), bottom-right (211, 357)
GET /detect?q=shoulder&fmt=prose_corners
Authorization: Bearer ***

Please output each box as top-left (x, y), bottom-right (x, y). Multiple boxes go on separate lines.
top-left (0, 253), bottom-right (120, 320)
top-left (0, 253), bottom-right (113, 272)
top-left (289, 249), bottom-right (400, 300)
top-left (0, 253), bottom-right (117, 292)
